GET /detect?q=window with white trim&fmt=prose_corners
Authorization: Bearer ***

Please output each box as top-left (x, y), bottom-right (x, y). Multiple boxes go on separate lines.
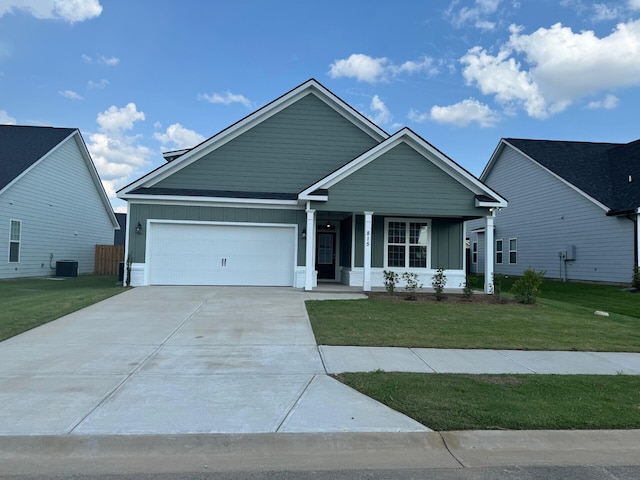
top-left (9, 220), bottom-right (21, 263)
top-left (384, 218), bottom-right (430, 268)
top-left (509, 238), bottom-right (517, 264)
top-left (472, 242), bottom-right (477, 264)
top-left (496, 239), bottom-right (503, 264)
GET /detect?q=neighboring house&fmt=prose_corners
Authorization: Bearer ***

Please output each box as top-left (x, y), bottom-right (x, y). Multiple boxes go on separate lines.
top-left (0, 125), bottom-right (119, 279)
top-left (117, 79), bottom-right (507, 291)
top-left (114, 213), bottom-right (127, 245)
top-left (467, 138), bottom-right (640, 284)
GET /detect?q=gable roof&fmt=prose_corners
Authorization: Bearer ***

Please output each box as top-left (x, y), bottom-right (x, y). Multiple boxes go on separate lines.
top-left (118, 79), bottom-right (389, 197)
top-left (0, 124), bottom-right (119, 228)
top-left (0, 125), bottom-right (76, 191)
top-left (485, 138), bottom-right (639, 213)
top-left (300, 127), bottom-right (508, 207)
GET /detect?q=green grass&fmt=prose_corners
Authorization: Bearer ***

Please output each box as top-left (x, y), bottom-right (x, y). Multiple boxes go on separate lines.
top-left (338, 372), bottom-right (640, 430)
top-left (0, 275), bottom-right (125, 341)
top-left (307, 279), bottom-right (640, 351)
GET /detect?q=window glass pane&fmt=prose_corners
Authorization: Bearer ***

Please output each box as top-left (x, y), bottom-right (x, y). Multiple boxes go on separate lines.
top-left (409, 223), bottom-right (428, 245)
top-left (387, 222), bottom-right (405, 244)
top-left (409, 246), bottom-right (427, 268)
top-left (496, 240), bottom-right (503, 251)
top-left (317, 234), bottom-right (333, 265)
top-left (9, 242), bottom-right (19, 262)
top-left (10, 220), bottom-right (20, 241)
top-left (387, 245), bottom-right (405, 267)
top-left (510, 251), bottom-right (517, 264)
top-left (496, 252), bottom-right (503, 264)
top-left (510, 238), bottom-right (517, 250)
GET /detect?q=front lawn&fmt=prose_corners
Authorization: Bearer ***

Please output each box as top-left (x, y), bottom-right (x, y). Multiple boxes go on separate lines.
top-left (306, 280), bottom-right (640, 351)
top-left (338, 372), bottom-right (640, 430)
top-left (0, 275), bottom-right (124, 342)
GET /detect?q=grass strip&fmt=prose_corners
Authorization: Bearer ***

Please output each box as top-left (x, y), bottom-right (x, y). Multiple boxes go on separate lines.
top-left (0, 275), bottom-right (124, 341)
top-left (337, 372), bottom-right (640, 431)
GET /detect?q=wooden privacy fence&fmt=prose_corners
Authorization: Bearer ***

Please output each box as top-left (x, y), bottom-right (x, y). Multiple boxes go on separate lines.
top-left (94, 245), bottom-right (125, 275)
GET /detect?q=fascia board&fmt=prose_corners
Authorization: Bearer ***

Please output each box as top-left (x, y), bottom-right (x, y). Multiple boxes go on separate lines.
top-left (479, 139), bottom-right (508, 181)
top-left (72, 131), bottom-right (120, 228)
top-left (126, 197), bottom-right (302, 211)
top-left (502, 140), bottom-right (611, 213)
top-left (119, 80), bottom-right (389, 195)
top-left (120, 193), bottom-right (299, 207)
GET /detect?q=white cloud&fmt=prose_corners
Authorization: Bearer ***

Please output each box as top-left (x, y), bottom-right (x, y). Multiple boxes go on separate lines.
top-left (587, 93), bottom-right (619, 109)
top-left (199, 91), bottom-right (251, 107)
top-left (329, 53), bottom-right (439, 83)
top-left (367, 95), bottom-right (392, 125)
top-left (631, 0), bottom-right (640, 10)
top-left (461, 19), bottom-right (640, 118)
top-left (86, 103), bottom-right (151, 203)
top-left (58, 89), bottom-right (83, 100)
top-left (408, 108), bottom-right (429, 123)
top-left (448, 0), bottom-right (502, 30)
top-left (0, 0), bottom-right (102, 23)
top-left (0, 109), bottom-right (17, 124)
top-left (430, 98), bottom-right (500, 127)
top-left (592, 4), bottom-right (620, 21)
top-left (82, 54), bottom-right (120, 66)
top-left (329, 54), bottom-right (388, 83)
top-left (88, 78), bottom-right (109, 89)
top-left (96, 103), bottom-right (145, 132)
top-left (153, 123), bottom-right (206, 149)
top-left (100, 55), bottom-right (119, 66)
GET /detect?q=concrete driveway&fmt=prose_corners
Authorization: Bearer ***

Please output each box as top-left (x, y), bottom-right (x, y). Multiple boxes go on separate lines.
top-left (0, 286), bottom-right (427, 435)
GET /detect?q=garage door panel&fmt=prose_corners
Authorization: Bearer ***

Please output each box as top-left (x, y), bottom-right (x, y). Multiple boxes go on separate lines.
top-left (148, 223), bottom-right (295, 286)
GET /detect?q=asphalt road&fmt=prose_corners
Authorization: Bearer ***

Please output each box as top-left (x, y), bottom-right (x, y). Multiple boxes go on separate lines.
top-left (3, 466), bottom-right (640, 479)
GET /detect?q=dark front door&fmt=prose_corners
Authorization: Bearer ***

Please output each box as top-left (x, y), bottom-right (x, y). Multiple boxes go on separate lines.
top-left (316, 232), bottom-right (336, 280)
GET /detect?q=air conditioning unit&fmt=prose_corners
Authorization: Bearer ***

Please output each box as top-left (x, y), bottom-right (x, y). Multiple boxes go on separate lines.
top-left (56, 260), bottom-right (78, 277)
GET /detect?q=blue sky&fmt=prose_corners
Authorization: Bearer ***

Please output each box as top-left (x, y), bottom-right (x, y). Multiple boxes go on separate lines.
top-left (2, 0), bottom-right (640, 212)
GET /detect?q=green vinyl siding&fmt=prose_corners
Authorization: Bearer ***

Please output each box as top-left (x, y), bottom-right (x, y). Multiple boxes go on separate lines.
top-left (431, 218), bottom-right (464, 269)
top-left (155, 94), bottom-right (379, 194)
top-left (316, 143), bottom-right (480, 217)
top-left (128, 203), bottom-right (306, 265)
top-left (339, 216), bottom-right (352, 267)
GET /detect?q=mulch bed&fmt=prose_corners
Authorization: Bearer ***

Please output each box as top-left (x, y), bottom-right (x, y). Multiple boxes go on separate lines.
top-left (366, 291), bottom-right (517, 304)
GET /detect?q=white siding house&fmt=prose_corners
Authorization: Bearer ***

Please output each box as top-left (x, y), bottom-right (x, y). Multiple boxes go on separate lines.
top-left (0, 126), bottom-right (119, 279)
top-left (467, 138), bottom-right (640, 284)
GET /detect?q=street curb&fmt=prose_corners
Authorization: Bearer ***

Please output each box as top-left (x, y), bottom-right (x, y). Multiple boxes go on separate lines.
top-left (2, 430), bottom-right (640, 476)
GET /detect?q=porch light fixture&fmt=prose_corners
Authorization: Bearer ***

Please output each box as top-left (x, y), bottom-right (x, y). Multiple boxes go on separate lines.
top-left (301, 228), bottom-right (307, 239)
top-left (136, 222), bottom-right (143, 234)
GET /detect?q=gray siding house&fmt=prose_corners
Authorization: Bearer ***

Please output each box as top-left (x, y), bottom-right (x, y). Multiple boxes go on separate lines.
top-left (118, 79), bottom-right (507, 291)
top-left (0, 125), bottom-right (119, 279)
top-left (468, 138), bottom-right (640, 284)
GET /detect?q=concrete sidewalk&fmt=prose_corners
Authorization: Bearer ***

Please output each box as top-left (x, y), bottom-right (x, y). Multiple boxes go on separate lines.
top-left (320, 346), bottom-right (640, 374)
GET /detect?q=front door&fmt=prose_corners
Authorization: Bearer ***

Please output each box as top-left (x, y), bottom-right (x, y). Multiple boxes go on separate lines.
top-left (316, 232), bottom-right (336, 280)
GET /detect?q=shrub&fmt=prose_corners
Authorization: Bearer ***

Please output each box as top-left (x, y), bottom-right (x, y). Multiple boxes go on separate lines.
top-left (463, 273), bottom-right (478, 300)
top-left (431, 268), bottom-right (447, 301)
top-left (402, 272), bottom-right (422, 301)
top-left (632, 265), bottom-right (640, 291)
top-left (511, 269), bottom-right (545, 304)
top-left (383, 270), bottom-right (400, 293)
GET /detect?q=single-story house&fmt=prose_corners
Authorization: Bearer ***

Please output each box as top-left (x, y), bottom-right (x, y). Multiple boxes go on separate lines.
top-left (0, 125), bottom-right (119, 279)
top-left (467, 138), bottom-right (640, 284)
top-left (117, 79), bottom-right (507, 291)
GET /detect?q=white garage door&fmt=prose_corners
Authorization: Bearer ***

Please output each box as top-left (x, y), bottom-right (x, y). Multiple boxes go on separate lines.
top-left (148, 222), bottom-right (295, 286)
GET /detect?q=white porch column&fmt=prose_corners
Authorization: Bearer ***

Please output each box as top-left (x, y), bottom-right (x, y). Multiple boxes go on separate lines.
top-left (484, 212), bottom-right (495, 294)
top-left (363, 211), bottom-right (373, 291)
top-left (305, 206), bottom-right (315, 291)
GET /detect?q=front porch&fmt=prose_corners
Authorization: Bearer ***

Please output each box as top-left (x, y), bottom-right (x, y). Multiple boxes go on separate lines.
top-left (300, 208), bottom-right (494, 293)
